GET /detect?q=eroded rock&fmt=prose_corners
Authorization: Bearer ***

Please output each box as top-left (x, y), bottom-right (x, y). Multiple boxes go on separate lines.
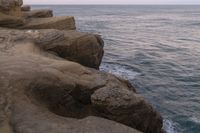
top-left (0, 0), bottom-right (22, 16)
top-left (91, 86), bottom-right (163, 133)
top-left (0, 28), bottom-right (164, 133)
top-left (22, 9), bottom-right (53, 18)
top-left (49, 31), bottom-right (104, 69)
top-left (0, 3), bottom-right (74, 30)
top-left (0, 1), bottom-right (165, 133)
top-left (0, 0), bottom-right (23, 11)
top-left (21, 16), bottom-right (76, 30)
top-left (0, 12), bottom-right (25, 28)
top-left (0, 29), bottom-right (103, 69)
top-left (21, 5), bottom-right (31, 11)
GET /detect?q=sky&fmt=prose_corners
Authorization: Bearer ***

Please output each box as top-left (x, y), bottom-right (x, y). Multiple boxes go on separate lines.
top-left (23, 0), bottom-right (200, 5)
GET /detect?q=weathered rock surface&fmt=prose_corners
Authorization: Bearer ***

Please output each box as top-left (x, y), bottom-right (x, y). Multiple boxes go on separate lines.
top-left (53, 31), bottom-right (104, 69)
top-left (21, 16), bottom-right (76, 30)
top-left (0, 29), bottom-right (103, 69)
top-left (92, 87), bottom-right (162, 133)
top-left (0, 2), bottom-right (75, 30)
top-left (0, 12), bottom-right (25, 28)
top-left (0, 28), bottom-right (164, 133)
top-left (21, 5), bottom-right (31, 11)
top-left (0, 0), bottom-right (22, 16)
top-left (22, 9), bottom-right (53, 18)
top-left (0, 0), bottom-right (23, 11)
top-left (0, 1), bottom-right (165, 133)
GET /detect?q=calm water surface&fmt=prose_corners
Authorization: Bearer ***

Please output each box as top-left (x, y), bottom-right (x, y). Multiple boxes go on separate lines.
top-left (33, 5), bottom-right (200, 133)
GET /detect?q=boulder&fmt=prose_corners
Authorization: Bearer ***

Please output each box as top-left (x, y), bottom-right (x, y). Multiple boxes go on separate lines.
top-left (22, 9), bottom-right (53, 18)
top-left (92, 87), bottom-right (163, 133)
top-left (21, 16), bottom-right (76, 30)
top-left (18, 0), bottom-right (23, 6)
top-left (0, 0), bottom-right (22, 16)
top-left (45, 30), bottom-right (104, 69)
top-left (21, 5), bottom-right (31, 11)
top-left (0, 12), bottom-right (25, 28)
top-left (0, 29), bottom-right (103, 69)
top-left (0, 0), bottom-right (14, 11)
top-left (0, 0), bottom-right (23, 10)
top-left (0, 28), bottom-right (164, 133)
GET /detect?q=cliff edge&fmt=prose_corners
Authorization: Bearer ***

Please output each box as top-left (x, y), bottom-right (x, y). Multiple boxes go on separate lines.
top-left (0, 1), bottom-right (165, 133)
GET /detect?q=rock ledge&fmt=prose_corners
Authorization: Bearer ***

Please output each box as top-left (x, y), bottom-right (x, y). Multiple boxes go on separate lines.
top-left (0, 1), bottom-right (165, 133)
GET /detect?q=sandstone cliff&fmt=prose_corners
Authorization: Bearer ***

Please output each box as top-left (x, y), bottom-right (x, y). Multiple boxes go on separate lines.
top-left (0, 1), bottom-right (165, 133)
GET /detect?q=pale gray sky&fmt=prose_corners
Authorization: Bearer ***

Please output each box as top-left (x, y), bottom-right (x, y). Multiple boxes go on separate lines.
top-left (23, 0), bottom-right (200, 5)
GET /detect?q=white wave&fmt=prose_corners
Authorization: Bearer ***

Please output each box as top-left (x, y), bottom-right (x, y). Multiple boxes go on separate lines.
top-left (100, 63), bottom-right (140, 80)
top-left (190, 117), bottom-right (200, 124)
top-left (163, 119), bottom-right (177, 133)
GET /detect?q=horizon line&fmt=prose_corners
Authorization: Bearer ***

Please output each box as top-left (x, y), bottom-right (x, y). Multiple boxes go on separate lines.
top-left (28, 4), bottom-right (200, 6)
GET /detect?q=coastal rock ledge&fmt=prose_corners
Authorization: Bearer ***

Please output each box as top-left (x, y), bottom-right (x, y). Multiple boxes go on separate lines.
top-left (0, 1), bottom-right (165, 133)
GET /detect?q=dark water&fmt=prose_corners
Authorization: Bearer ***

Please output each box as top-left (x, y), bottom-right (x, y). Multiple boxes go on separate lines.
top-left (33, 5), bottom-right (200, 133)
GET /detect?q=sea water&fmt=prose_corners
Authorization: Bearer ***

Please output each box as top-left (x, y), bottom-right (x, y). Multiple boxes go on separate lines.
top-left (33, 5), bottom-right (200, 133)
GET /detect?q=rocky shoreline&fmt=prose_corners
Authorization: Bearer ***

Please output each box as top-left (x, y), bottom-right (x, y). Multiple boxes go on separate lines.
top-left (0, 0), bottom-right (165, 133)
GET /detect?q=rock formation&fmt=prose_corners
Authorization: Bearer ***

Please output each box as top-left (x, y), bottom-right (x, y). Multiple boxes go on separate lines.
top-left (0, 0), bottom-right (165, 133)
top-left (0, 12), bottom-right (25, 27)
top-left (0, 0), bottom-right (23, 16)
top-left (21, 5), bottom-right (30, 11)
top-left (22, 9), bottom-right (53, 18)
top-left (0, 0), bottom-right (75, 30)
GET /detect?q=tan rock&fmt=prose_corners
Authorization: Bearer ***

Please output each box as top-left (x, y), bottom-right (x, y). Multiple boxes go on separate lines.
top-left (0, 28), bottom-right (164, 133)
top-left (43, 30), bottom-right (104, 69)
top-left (21, 16), bottom-right (76, 30)
top-left (22, 9), bottom-right (53, 18)
top-left (0, 29), bottom-right (103, 68)
top-left (0, 0), bottom-right (22, 17)
top-left (0, 0), bottom-right (23, 11)
top-left (21, 5), bottom-right (31, 11)
top-left (91, 86), bottom-right (163, 133)
top-left (13, 0), bottom-right (23, 6)
top-left (0, 12), bottom-right (25, 28)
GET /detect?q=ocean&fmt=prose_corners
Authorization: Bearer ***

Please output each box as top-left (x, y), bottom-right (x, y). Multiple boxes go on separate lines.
top-left (32, 5), bottom-right (200, 133)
